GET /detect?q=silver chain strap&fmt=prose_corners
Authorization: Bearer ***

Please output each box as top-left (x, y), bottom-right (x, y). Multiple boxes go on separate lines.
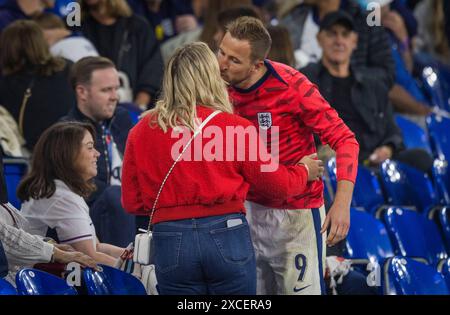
top-left (146, 110), bottom-right (221, 232)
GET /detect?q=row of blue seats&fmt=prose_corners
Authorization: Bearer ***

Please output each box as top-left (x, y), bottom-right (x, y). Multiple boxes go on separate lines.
top-left (0, 264), bottom-right (147, 295)
top-left (346, 207), bottom-right (450, 295)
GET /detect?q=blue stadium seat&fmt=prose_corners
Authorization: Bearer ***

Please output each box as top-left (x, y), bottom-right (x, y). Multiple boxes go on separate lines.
top-left (379, 160), bottom-right (439, 213)
top-left (345, 208), bottom-right (394, 265)
top-left (428, 115), bottom-right (450, 160)
top-left (395, 115), bottom-right (432, 154)
top-left (327, 158), bottom-right (385, 213)
top-left (352, 166), bottom-right (386, 214)
top-left (438, 258), bottom-right (450, 290)
top-left (118, 102), bottom-right (143, 125)
top-left (15, 268), bottom-right (77, 295)
top-left (384, 257), bottom-right (450, 295)
top-left (325, 158), bottom-right (338, 193)
top-left (83, 264), bottom-right (147, 295)
top-left (421, 66), bottom-right (450, 112)
top-left (2, 158), bottom-right (28, 209)
top-left (0, 278), bottom-right (17, 295)
top-left (382, 207), bottom-right (448, 266)
top-left (430, 207), bottom-right (450, 253)
top-left (47, 0), bottom-right (74, 17)
top-left (322, 175), bottom-right (333, 209)
top-left (432, 158), bottom-right (450, 205)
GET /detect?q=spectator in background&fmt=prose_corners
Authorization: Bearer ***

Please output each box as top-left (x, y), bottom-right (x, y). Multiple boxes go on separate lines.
top-left (160, 0), bottom-right (254, 63)
top-left (127, 0), bottom-right (203, 42)
top-left (79, 0), bottom-right (163, 109)
top-left (302, 11), bottom-right (433, 172)
top-left (0, 20), bottom-right (76, 151)
top-left (0, 0), bottom-right (53, 32)
top-left (18, 122), bottom-right (125, 267)
top-left (33, 12), bottom-right (99, 62)
top-left (267, 24), bottom-right (296, 68)
top-left (281, 0), bottom-right (395, 87)
top-left (61, 56), bottom-right (135, 248)
top-left (213, 5), bottom-right (262, 50)
top-left (414, 0), bottom-right (450, 66)
top-left (375, 0), bottom-right (431, 126)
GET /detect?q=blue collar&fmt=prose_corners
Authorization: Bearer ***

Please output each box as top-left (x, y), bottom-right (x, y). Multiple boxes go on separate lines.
top-left (232, 60), bottom-right (288, 93)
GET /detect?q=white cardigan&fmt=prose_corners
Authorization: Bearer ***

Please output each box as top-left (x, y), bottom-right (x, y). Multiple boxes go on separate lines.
top-left (0, 203), bottom-right (53, 285)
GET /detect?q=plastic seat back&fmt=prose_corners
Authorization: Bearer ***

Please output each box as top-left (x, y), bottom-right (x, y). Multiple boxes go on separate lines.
top-left (384, 257), bottom-right (450, 295)
top-left (345, 208), bottom-right (394, 265)
top-left (0, 278), bottom-right (17, 295)
top-left (428, 114), bottom-right (450, 161)
top-left (395, 115), bottom-right (432, 154)
top-left (380, 160), bottom-right (438, 212)
top-left (83, 264), bottom-right (146, 295)
top-left (2, 159), bottom-right (28, 209)
top-left (327, 158), bottom-right (385, 213)
top-left (15, 268), bottom-right (77, 295)
top-left (352, 166), bottom-right (385, 214)
top-left (383, 207), bottom-right (447, 266)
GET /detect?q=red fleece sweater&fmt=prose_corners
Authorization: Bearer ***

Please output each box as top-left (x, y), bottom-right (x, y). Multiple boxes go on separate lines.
top-left (121, 106), bottom-right (309, 224)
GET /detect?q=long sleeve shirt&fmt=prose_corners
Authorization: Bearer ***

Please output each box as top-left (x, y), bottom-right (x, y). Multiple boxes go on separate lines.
top-left (0, 203), bottom-right (53, 285)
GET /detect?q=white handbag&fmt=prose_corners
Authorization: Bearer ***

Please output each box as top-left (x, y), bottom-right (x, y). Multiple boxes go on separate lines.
top-left (133, 110), bottom-right (221, 265)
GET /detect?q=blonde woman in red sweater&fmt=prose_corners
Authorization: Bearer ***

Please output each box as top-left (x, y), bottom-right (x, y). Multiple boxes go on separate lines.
top-left (121, 42), bottom-right (323, 295)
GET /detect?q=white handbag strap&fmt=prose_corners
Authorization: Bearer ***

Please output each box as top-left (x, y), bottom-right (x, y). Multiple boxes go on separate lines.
top-left (146, 110), bottom-right (221, 232)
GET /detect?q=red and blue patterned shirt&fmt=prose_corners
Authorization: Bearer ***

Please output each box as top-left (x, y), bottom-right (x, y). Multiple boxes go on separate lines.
top-left (229, 60), bottom-right (360, 209)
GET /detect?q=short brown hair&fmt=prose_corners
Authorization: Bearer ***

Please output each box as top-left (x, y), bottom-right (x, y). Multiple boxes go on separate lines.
top-left (226, 16), bottom-right (272, 62)
top-left (33, 12), bottom-right (67, 30)
top-left (70, 56), bottom-right (116, 90)
top-left (17, 122), bottom-right (97, 201)
top-left (0, 20), bottom-right (66, 76)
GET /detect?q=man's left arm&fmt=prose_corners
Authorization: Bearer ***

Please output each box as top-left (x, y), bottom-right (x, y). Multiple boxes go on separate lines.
top-left (296, 78), bottom-right (359, 246)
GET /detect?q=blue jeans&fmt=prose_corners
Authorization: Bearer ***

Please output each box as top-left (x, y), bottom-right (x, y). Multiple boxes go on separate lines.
top-left (151, 213), bottom-right (256, 295)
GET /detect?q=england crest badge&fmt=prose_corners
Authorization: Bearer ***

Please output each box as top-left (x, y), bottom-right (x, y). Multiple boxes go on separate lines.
top-left (257, 112), bottom-right (272, 130)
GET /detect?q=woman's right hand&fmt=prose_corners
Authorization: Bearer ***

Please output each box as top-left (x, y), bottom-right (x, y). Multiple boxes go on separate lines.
top-left (52, 247), bottom-right (99, 270)
top-left (298, 153), bottom-right (324, 181)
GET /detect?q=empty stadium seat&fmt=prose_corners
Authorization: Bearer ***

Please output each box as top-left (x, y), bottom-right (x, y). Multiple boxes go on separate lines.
top-left (381, 207), bottom-right (448, 266)
top-left (384, 257), bottom-right (450, 295)
top-left (327, 158), bottom-right (385, 213)
top-left (345, 208), bottom-right (394, 265)
top-left (379, 160), bottom-right (439, 213)
top-left (395, 115), bottom-right (432, 154)
top-left (421, 66), bottom-right (450, 112)
top-left (15, 268), bottom-right (77, 295)
top-left (2, 158), bottom-right (28, 209)
top-left (429, 207), bottom-right (450, 253)
top-left (118, 102), bottom-right (143, 125)
top-left (438, 258), bottom-right (450, 290)
top-left (83, 264), bottom-right (147, 295)
top-left (432, 158), bottom-right (450, 205)
top-left (0, 278), bottom-right (17, 295)
top-left (428, 114), bottom-right (450, 159)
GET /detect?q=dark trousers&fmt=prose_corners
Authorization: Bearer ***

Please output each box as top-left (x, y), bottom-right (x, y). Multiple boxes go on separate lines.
top-left (89, 185), bottom-right (136, 247)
